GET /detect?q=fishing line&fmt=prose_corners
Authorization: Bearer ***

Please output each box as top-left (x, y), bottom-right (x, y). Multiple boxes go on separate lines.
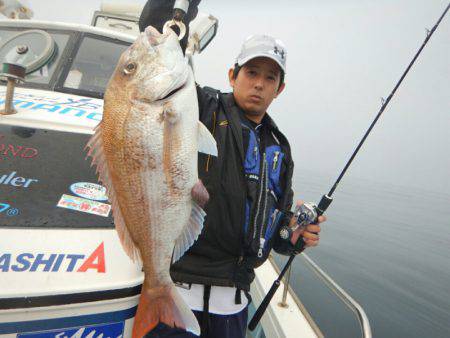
top-left (248, 2), bottom-right (450, 331)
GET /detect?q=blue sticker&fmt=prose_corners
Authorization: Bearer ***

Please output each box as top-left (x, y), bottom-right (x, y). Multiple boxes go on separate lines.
top-left (0, 93), bottom-right (103, 122)
top-left (70, 182), bottom-right (108, 201)
top-left (18, 321), bottom-right (124, 338)
top-left (0, 202), bottom-right (19, 217)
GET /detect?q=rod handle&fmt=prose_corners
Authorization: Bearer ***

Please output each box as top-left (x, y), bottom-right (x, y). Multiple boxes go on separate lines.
top-left (248, 280), bottom-right (281, 331)
top-left (317, 194), bottom-right (333, 216)
top-left (293, 195), bottom-right (333, 254)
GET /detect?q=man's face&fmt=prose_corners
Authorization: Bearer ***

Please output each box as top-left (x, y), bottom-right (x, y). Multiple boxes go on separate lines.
top-left (229, 57), bottom-right (285, 120)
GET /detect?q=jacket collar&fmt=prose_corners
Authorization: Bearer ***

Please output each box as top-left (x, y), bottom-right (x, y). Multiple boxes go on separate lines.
top-left (220, 93), bottom-right (289, 161)
top-left (220, 93), bottom-right (245, 163)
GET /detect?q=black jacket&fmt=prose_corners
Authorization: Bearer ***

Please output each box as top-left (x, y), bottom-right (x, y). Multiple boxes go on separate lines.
top-left (138, 0), bottom-right (298, 291)
top-left (170, 87), bottom-right (297, 291)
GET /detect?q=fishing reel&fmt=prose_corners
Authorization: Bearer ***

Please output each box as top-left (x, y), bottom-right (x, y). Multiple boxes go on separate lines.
top-left (279, 202), bottom-right (318, 243)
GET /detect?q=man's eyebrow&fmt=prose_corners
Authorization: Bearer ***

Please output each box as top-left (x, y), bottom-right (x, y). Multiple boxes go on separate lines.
top-left (267, 69), bottom-right (280, 77)
top-left (245, 64), bottom-right (279, 76)
top-left (245, 65), bottom-right (259, 70)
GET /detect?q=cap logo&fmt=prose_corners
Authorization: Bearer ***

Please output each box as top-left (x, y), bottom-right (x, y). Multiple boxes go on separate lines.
top-left (274, 46), bottom-right (285, 60)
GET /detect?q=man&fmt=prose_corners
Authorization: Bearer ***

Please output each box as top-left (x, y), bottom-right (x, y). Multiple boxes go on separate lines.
top-left (139, 2), bottom-right (326, 337)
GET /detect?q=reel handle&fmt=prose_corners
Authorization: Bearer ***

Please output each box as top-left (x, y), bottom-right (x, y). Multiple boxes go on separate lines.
top-left (278, 195), bottom-right (332, 252)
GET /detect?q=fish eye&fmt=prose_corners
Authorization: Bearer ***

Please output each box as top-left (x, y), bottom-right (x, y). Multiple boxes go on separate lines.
top-left (124, 62), bottom-right (137, 75)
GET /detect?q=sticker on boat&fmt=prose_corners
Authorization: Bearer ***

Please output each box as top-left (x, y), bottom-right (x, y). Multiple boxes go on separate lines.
top-left (57, 194), bottom-right (111, 217)
top-left (0, 202), bottom-right (19, 217)
top-left (17, 321), bottom-right (124, 338)
top-left (70, 182), bottom-right (108, 201)
top-left (0, 242), bottom-right (106, 273)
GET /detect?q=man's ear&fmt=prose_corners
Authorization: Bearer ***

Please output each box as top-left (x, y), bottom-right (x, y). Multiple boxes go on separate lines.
top-left (228, 68), bottom-right (235, 88)
top-left (275, 82), bottom-right (286, 97)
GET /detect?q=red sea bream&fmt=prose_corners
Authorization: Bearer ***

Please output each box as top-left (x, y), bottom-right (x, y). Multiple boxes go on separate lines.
top-left (86, 26), bottom-right (217, 337)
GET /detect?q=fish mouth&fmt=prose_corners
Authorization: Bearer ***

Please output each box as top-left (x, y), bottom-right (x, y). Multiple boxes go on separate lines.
top-left (156, 82), bottom-right (185, 102)
top-left (145, 26), bottom-right (164, 46)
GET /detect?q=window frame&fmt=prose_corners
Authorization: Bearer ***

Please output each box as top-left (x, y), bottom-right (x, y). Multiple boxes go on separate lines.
top-left (54, 33), bottom-right (131, 99)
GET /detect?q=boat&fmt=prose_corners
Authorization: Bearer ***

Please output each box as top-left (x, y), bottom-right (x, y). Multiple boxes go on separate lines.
top-left (0, 2), bottom-right (372, 337)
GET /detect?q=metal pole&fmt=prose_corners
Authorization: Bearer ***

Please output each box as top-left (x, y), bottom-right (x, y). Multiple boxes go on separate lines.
top-left (1, 78), bottom-right (17, 115)
top-left (279, 264), bottom-right (292, 308)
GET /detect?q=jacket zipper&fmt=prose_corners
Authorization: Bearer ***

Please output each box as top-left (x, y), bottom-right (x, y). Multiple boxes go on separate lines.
top-left (257, 156), bottom-right (269, 258)
top-left (258, 150), bottom-right (281, 257)
top-left (252, 152), bottom-right (266, 242)
top-left (273, 151), bottom-right (280, 171)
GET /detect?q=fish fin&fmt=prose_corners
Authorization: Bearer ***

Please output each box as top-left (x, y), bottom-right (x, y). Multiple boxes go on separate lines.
top-left (85, 124), bottom-right (141, 262)
top-left (190, 179), bottom-right (209, 208)
top-left (172, 202), bottom-right (206, 264)
top-left (197, 121), bottom-right (218, 156)
top-left (133, 285), bottom-right (200, 337)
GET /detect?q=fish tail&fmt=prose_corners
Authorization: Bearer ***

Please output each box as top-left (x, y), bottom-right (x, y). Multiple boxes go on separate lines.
top-left (132, 284), bottom-right (200, 338)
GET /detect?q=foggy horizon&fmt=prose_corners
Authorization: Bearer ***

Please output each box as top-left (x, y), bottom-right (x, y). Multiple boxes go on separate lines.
top-left (21, 0), bottom-right (450, 194)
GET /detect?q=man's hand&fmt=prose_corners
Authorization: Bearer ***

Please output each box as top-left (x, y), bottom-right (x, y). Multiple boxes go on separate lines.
top-left (289, 201), bottom-right (326, 248)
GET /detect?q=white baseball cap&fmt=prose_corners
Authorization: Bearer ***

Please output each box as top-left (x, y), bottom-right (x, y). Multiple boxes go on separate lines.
top-left (235, 34), bottom-right (287, 73)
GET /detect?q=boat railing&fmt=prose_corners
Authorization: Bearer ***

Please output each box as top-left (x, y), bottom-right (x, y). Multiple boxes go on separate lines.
top-left (278, 253), bottom-right (372, 338)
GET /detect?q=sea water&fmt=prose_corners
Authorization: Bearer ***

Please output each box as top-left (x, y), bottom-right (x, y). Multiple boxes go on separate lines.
top-left (273, 171), bottom-right (450, 338)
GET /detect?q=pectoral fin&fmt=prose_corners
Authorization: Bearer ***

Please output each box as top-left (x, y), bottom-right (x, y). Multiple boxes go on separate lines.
top-left (191, 179), bottom-right (209, 208)
top-left (198, 121), bottom-right (218, 156)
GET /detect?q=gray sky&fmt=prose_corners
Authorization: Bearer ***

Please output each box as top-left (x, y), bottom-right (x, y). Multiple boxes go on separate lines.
top-left (26, 0), bottom-right (450, 193)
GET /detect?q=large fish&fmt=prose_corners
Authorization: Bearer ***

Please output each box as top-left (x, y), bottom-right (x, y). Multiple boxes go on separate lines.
top-left (86, 26), bottom-right (217, 337)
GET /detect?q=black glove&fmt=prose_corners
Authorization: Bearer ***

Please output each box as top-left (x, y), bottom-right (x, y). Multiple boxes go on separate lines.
top-left (138, 0), bottom-right (202, 53)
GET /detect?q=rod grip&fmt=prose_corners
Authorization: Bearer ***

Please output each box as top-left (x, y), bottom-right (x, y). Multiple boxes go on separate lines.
top-left (317, 194), bottom-right (333, 216)
top-left (248, 280), bottom-right (281, 331)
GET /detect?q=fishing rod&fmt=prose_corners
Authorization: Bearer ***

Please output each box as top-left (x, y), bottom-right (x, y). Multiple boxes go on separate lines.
top-left (248, 2), bottom-right (450, 331)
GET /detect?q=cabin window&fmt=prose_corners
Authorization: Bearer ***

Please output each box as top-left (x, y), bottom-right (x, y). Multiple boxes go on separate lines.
top-left (0, 125), bottom-right (113, 229)
top-left (63, 35), bottom-right (130, 95)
